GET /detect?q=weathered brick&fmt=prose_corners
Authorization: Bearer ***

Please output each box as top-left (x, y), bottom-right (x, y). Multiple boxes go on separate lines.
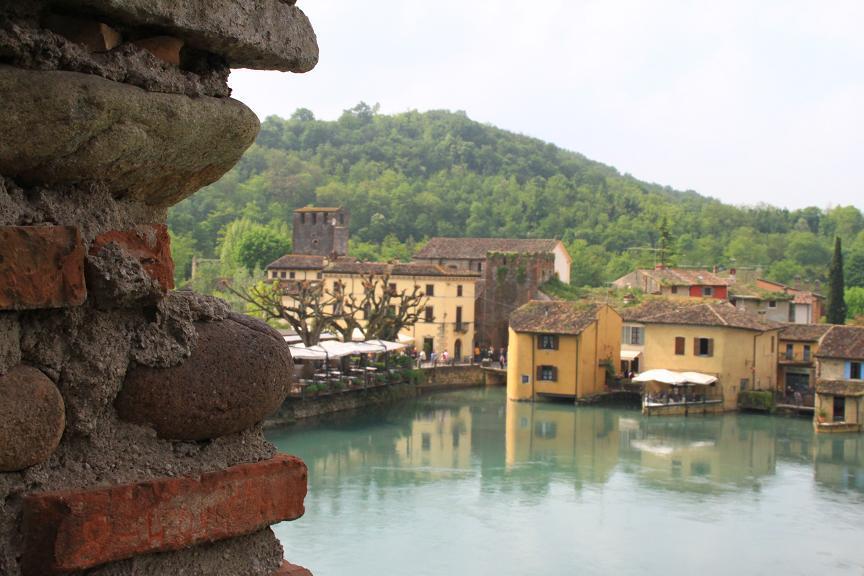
top-left (274, 561), bottom-right (313, 576)
top-left (22, 454), bottom-right (307, 575)
top-left (90, 224), bottom-right (175, 291)
top-left (132, 36), bottom-right (185, 66)
top-left (0, 226), bottom-right (86, 310)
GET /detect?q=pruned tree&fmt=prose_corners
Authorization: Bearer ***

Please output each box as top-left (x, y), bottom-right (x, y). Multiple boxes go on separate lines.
top-left (226, 279), bottom-right (338, 346)
top-left (329, 274), bottom-right (428, 341)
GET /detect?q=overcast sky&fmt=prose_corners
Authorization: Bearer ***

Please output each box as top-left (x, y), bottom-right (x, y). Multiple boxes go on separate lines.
top-left (230, 0), bottom-right (863, 210)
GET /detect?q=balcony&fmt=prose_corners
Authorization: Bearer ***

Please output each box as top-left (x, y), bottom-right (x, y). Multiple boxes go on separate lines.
top-left (454, 322), bottom-right (470, 333)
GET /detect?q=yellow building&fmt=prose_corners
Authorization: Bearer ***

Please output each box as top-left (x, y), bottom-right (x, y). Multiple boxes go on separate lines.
top-left (506, 301), bottom-right (622, 402)
top-left (777, 323), bottom-right (830, 400)
top-left (265, 256), bottom-right (479, 360)
top-left (814, 325), bottom-right (864, 433)
top-left (620, 299), bottom-right (780, 410)
top-left (394, 406), bottom-right (473, 470)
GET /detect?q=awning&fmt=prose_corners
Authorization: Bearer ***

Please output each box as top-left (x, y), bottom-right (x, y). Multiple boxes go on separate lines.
top-left (621, 350), bottom-right (642, 361)
top-left (632, 369), bottom-right (717, 386)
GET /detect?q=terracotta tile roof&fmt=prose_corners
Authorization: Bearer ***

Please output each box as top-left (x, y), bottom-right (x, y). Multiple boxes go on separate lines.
top-left (778, 323), bottom-right (831, 342)
top-left (510, 301), bottom-right (601, 335)
top-left (266, 254), bottom-right (327, 270)
top-left (816, 379), bottom-right (864, 397)
top-left (293, 206), bottom-right (342, 213)
top-left (322, 261), bottom-right (480, 278)
top-left (643, 268), bottom-right (732, 287)
top-left (619, 298), bottom-right (780, 332)
top-left (414, 237), bottom-right (560, 260)
top-left (815, 325), bottom-right (864, 361)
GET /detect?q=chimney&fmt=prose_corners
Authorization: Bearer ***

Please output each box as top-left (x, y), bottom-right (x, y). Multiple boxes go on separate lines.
top-left (654, 263), bottom-right (666, 270)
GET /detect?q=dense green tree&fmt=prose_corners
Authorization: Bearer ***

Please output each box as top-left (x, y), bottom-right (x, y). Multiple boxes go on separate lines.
top-left (167, 106), bottom-right (864, 289)
top-left (827, 237), bottom-right (847, 324)
top-left (847, 287), bottom-right (864, 321)
top-left (236, 226), bottom-right (291, 272)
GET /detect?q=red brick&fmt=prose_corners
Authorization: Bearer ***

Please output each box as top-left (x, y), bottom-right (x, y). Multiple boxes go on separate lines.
top-left (0, 226), bottom-right (86, 310)
top-left (274, 561), bottom-right (313, 576)
top-left (90, 224), bottom-right (174, 291)
top-left (22, 454), bottom-right (307, 575)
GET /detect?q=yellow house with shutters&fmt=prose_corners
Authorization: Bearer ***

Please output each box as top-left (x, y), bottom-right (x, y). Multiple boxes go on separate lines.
top-left (506, 301), bottom-right (622, 402)
top-left (619, 299), bottom-right (781, 411)
top-left (265, 256), bottom-right (479, 360)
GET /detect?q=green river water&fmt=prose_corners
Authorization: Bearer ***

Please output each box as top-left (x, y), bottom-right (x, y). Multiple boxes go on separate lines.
top-left (267, 388), bottom-right (864, 576)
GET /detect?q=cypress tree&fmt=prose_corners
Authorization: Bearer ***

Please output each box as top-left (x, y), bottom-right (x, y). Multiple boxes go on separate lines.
top-left (827, 236), bottom-right (847, 324)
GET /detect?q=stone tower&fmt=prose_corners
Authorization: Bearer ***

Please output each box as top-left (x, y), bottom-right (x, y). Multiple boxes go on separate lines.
top-left (292, 207), bottom-right (349, 257)
top-left (0, 1), bottom-right (318, 575)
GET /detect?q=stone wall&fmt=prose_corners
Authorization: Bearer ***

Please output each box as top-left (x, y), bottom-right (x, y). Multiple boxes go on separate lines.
top-left (0, 2), bottom-right (318, 574)
top-left (266, 384), bottom-right (419, 427)
top-left (419, 365), bottom-right (488, 390)
top-left (479, 252), bottom-right (556, 349)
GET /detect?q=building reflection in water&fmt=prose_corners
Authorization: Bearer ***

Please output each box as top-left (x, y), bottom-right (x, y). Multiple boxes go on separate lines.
top-left (268, 391), bottom-right (864, 499)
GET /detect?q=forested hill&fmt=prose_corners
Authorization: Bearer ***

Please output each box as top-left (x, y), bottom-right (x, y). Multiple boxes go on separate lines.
top-left (168, 103), bottom-right (864, 289)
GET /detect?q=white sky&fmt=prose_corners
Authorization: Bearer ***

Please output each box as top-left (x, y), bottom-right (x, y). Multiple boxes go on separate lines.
top-left (230, 0), bottom-right (864, 210)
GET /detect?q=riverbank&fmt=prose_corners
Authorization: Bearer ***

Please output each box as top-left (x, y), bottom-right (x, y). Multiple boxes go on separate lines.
top-left (266, 365), bottom-right (495, 427)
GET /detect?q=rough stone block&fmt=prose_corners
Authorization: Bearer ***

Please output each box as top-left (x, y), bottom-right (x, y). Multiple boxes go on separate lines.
top-left (275, 561), bottom-right (313, 576)
top-left (0, 364), bottom-right (66, 472)
top-left (0, 66), bottom-right (260, 208)
top-left (132, 36), bottom-right (184, 66)
top-left (49, 0), bottom-right (319, 72)
top-left (90, 224), bottom-right (175, 291)
top-left (21, 454), bottom-right (308, 575)
top-left (117, 314), bottom-right (292, 440)
top-left (0, 225), bottom-right (86, 310)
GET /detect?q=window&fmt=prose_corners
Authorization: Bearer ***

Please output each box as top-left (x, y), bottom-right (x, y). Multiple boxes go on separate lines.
top-left (316, 272), bottom-right (322, 279)
top-left (299, 213), bottom-right (305, 224)
top-left (768, 300), bottom-right (777, 308)
top-left (834, 396), bottom-right (846, 422)
top-left (424, 306), bottom-right (434, 323)
top-left (671, 286), bottom-right (678, 295)
top-left (674, 337), bottom-right (686, 355)
top-left (339, 213), bottom-right (344, 225)
top-left (694, 337), bottom-right (714, 357)
top-left (803, 345), bottom-right (811, 362)
top-left (740, 378), bottom-right (749, 391)
top-left (535, 421), bottom-right (557, 438)
top-left (289, 271), bottom-right (296, 279)
top-left (537, 365), bottom-right (558, 381)
top-left (785, 344), bottom-right (794, 360)
top-left (280, 271), bottom-right (286, 279)
top-left (770, 336), bottom-right (775, 353)
top-left (457, 285), bottom-right (463, 297)
top-left (788, 303), bottom-right (796, 322)
top-left (702, 286), bottom-right (714, 297)
top-left (425, 284), bottom-right (434, 297)
top-left (538, 334), bottom-right (559, 350)
top-left (622, 326), bottom-right (644, 345)
top-left (521, 375), bottom-right (530, 385)
top-left (388, 282), bottom-right (397, 293)
top-left (477, 262), bottom-right (483, 272)
top-left (851, 362), bottom-right (863, 380)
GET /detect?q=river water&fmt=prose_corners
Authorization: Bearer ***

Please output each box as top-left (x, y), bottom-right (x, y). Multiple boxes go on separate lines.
top-left (267, 389), bottom-right (864, 576)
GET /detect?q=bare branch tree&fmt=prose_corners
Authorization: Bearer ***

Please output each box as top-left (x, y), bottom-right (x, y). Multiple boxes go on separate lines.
top-left (224, 279), bottom-right (338, 346)
top-left (331, 274), bottom-right (428, 341)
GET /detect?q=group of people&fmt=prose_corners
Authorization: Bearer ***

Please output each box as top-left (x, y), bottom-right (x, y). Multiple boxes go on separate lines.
top-left (407, 343), bottom-right (508, 368)
top-left (474, 345), bottom-right (506, 368)
top-left (645, 389), bottom-right (707, 405)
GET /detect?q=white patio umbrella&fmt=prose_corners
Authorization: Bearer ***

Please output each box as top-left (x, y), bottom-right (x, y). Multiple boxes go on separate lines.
top-left (632, 369), bottom-right (717, 386)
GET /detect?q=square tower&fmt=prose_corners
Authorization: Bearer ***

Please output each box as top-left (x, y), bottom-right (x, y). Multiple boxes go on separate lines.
top-left (292, 207), bottom-right (349, 257)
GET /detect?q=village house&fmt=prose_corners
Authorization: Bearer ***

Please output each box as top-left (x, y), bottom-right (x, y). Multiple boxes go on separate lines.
top-left (414, 238), bottom-right (573, 349)
top-left (322, 260), bottom-right (479, 361)
top-left (619, 299), bottom-right (781, 411)
top-left (612, 265), bottom-right (732, 299)
top-left (730, 278), bottom-right (824, 324)
top-left (777, 323), bottom-right (831, 404)
top-left (506, 301), bottom-right (622, 402)
top-left (814, 325), bottom-right (864, 433)
top-left (266, 208), bottom-right (479, 359)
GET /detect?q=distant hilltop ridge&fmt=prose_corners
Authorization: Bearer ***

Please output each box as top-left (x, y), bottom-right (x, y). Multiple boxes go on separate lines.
top-left (169, 106), bottom-right (864, 290)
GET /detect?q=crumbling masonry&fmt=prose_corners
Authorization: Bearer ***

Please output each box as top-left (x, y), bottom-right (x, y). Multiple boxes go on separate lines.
top-left (0, 1), bottom-right (317, 574)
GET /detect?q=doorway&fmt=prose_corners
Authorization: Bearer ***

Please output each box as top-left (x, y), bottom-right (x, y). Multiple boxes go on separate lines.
top-left (833, 396), bottom-right (846, 422)
top-left (454, 339), bottom-right (462, 363)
